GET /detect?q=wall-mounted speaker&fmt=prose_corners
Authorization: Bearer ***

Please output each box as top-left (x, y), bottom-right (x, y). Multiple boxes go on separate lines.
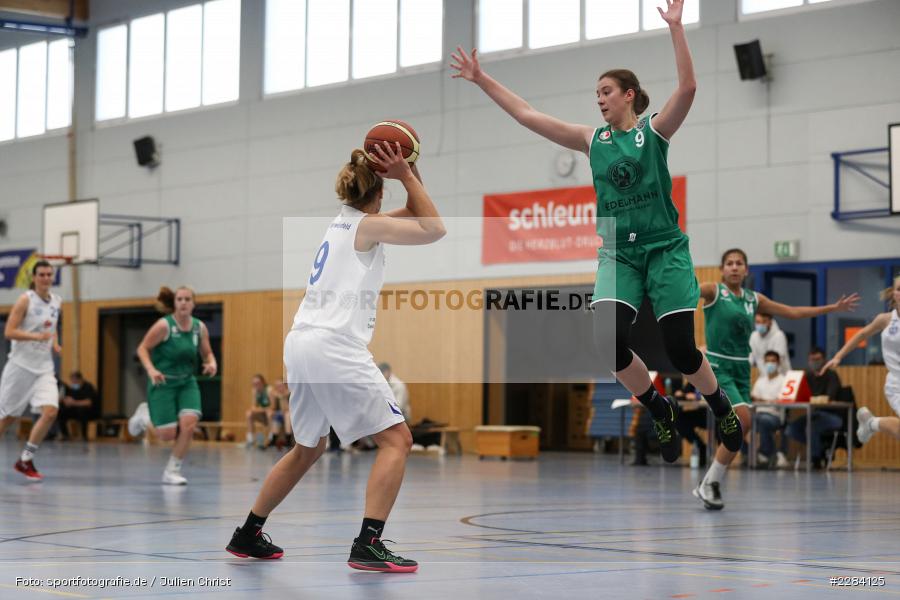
top-left (734, 40), bottom-right (767, 81)
top-left (133, 136), bottom-right (160, 168)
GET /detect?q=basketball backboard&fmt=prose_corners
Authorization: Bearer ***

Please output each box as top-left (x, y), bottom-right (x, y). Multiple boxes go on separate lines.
top-left (42, 199), bottom-right (99, 264)
top-left (890, 122), bottom-right (899, 214)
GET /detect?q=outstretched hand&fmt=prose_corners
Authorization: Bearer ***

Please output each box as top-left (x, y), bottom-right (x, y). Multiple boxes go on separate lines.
top-left (657, 0), bottom-right (684, 25)
top-left (819, 357), bottom-right (840, 376)
top-left (833, 293), bottom-right (861, 313)
top-left (449, 46), bottom-right (482, 83)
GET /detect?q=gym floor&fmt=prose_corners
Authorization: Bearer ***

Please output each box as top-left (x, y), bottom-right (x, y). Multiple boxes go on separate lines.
top-left (1, 441), bottom-right (898, 599)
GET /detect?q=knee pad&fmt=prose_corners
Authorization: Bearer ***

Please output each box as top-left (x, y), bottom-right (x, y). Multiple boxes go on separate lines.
top-left (659, 311), bottom-right (703, 374)
top-left (593, 301), bottom-right (636, 374)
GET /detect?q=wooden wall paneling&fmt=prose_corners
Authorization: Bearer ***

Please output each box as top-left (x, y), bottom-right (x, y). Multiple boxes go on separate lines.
top-left (100, 314), bottom-right (120, 415)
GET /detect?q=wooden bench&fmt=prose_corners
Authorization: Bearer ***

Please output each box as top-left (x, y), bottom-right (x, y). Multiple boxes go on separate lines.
top-left (475, 425), bottom-right (541, 460)
top-left (420, 426), bottom-right (462, 455)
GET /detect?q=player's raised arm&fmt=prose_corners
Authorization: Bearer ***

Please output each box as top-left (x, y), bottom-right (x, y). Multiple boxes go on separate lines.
top-left (450, 46), bottom-right (594, 154)
top-left (650, 0), bottom-right (697, 140)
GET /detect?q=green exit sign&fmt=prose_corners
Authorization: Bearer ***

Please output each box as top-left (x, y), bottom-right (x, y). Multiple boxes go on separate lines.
top-left (774, 240), bottom-right (799, 260)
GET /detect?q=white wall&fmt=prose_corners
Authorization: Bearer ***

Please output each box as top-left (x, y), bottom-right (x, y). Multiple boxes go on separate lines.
top-left (1, 0), bottom-right (898, 304)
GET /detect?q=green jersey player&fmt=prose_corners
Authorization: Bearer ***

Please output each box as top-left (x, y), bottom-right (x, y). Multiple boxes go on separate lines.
top-left (693, 248), bottom-right (858, 510)
top-left (452, 0), bottom-right (746, 462)
top-left (131, 286), bottom-right (217, 485)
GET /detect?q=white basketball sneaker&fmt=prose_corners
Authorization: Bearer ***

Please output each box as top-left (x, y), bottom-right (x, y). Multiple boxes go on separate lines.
top-left (128, 402), bottom-right (150, 437)
top-left (856, 407), bottom-right (875, 444)
top-left (162, 468), bottom-right (187, 485)
top-left (692, 480), bottom-right (724, 510)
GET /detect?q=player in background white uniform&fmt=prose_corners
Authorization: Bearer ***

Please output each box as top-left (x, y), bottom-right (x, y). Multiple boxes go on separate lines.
top-left (225, 142), bottom-right (445, 573)
top-left (0, 261), bottom-right (62, 481)
top-left (822, 275), bottom-right (900, 442)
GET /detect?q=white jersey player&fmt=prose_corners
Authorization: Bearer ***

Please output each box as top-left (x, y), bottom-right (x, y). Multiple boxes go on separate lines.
top-left (822, 275), bottom-right (900, 443)
top-left (226, 142), bottom-right (445, 573)
top-left (0, 260), bottom-right (62, 481)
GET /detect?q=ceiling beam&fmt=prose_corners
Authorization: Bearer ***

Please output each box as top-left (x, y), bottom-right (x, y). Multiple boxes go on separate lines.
top-left (0, 0), bottom-right (88, 21)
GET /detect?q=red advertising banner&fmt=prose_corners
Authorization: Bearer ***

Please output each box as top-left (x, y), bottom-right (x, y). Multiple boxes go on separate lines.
top-left (482, 177), bottom-right (686, 265)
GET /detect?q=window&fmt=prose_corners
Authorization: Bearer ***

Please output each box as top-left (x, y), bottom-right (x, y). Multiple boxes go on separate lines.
top-left (264, 0), bottom-right (305, 94)
top-left (96, 25), bottom-right (127, 121)
top-left (478, 0), bottom-right (522, 53)
top-left (128, 14), bottom-right (165, 118)
top-left (400, 0), bottom-right (442, 67)
top-left (585, 0), bottom-right (639, 40)
top-left (529, 0), bottom-right (579, 49)
top-left (642, 0), bottom-right (699, 30)
top-left (0, 50), bottom-right (16, 141)
top-left (264, 0), bottom-right (443, 95)
top-left (480, 0), bottom-right (699, 54)
top-left (202, 0), bottom-right (241, 105)
top-left (353, 0), bottom-right (397, 80)
top-left (46, 39), bottom-right (73, 131)
top-left (96, 0), bottom-right (241, 122)
top-left (166, 5), bottom-right (203, 112)
top-left (307, 0), bottom-right (350, 87)
top-left (17, 42), bottom-right (48, 138)
top-left (0, 39), bottom-right (73, 141)
top-left (741, 0), bottom-right (834, 15)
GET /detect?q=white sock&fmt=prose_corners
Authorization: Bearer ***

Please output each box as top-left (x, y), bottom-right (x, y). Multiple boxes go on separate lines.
top-left (870, 417), bottom-right (881, 432)
top-left (703, 460), bottom-right (728, 485)
top-left (246, 432), bottom-right (254, 443)
top-left (167, 455), bottom-right (183, 472)
top-left (21, 442), bottom-right (38, 462)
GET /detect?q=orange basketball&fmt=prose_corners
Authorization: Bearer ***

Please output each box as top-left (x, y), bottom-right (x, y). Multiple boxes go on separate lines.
top-left (364, 120), bottom-right (420, 171)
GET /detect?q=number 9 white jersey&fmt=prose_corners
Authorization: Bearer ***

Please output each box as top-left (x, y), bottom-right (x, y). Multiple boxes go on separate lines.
top-left (292, 205), bottom-right (386, 344)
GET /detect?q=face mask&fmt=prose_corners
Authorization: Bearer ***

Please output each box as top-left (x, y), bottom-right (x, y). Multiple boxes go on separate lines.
top-left (764, 363), bottom-right (778, 376)
top-left (809, 360), bottom-right (824, 371)
top-left (755, 324), bottom-right (769, 335)
top-left (69, 383), bottom-right (81, 391)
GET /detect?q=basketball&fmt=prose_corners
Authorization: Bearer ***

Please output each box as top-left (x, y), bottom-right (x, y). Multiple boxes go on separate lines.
top-left (364, 120), bottom-right (420, 171)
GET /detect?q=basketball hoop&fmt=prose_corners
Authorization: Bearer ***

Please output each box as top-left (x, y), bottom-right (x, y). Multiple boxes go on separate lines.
top-left (35, 254), bottom-right (76, 269)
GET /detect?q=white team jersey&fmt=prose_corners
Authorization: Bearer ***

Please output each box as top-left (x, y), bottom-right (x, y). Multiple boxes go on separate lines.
top-left (882, 310), bottom-right (900, 376)
top-left (292, 205), bottom-right (385, 344)
top-left (9, 290), bottom-right (61, 374)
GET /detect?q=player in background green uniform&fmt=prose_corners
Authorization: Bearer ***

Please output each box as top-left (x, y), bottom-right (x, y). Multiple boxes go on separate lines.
top-left (134, 286), bottom-right (218, 485)
top-left (693, 249), bottom-right (858, 510)
top-left (452, 0), bottom-right (746, 461)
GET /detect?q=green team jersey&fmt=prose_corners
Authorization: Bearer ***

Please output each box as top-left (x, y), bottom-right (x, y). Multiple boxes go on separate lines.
top-left (589, 113), bottom-right (682, 247)
top-left (703, 283), bottom-right (759, 361)
top-left (151, 314), bottom-right (201, 378)
top-left (254, 389), bottom-right (270, 408)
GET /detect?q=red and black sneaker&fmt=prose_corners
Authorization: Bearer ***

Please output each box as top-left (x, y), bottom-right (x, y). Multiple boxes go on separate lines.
top-left (225, 528), bottom-right (283, 559)
top-left (348, 537), bottom-right (418, 573)
top-left (14, 459), bottom-right (43, 482)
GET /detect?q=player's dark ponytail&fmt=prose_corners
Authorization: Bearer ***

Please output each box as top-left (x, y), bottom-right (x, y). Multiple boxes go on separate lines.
top-left (156, 287), bottom-right (175, 314)
top-left (599, 69), bottom-right (650, 115)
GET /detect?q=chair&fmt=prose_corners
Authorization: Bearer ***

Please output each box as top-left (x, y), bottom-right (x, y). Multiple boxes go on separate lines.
top-left (822, 386), bottom-right (862, 471)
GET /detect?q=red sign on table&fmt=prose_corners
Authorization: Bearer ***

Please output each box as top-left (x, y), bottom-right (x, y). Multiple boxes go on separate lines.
top-left (481, 178), bottom-right (686, 265)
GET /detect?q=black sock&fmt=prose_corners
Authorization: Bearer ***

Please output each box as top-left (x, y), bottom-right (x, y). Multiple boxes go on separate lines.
top-left (636, 385), bottom-right (667, 420)
top-left (239, 511), bottom-right (267, 537)
top-left (359, 518), bottom-right (385, 541)
top-left (702, 387), bottom-right (731, 418)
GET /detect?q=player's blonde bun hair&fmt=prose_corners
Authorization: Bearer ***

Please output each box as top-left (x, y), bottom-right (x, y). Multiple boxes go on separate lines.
top-left (336, 149), bottom-right (384, 210)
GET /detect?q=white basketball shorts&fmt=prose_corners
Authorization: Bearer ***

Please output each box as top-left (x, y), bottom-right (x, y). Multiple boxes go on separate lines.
top-left (284, 327), bottom-right (406, 448)
top-left (885, 373), bottom-right (900, 417)
top-left (0, 361), bottom-right (59, 418)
